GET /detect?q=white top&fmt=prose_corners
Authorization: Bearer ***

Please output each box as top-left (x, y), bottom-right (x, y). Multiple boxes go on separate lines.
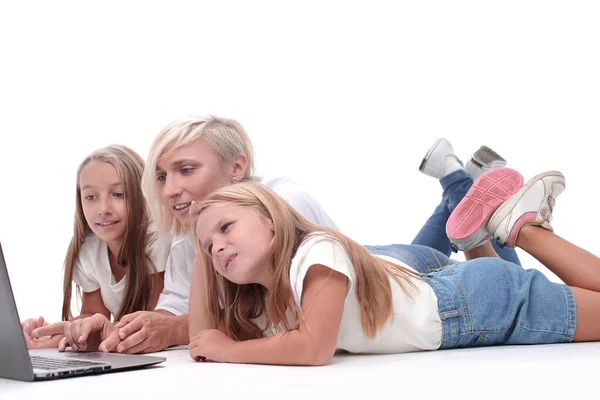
top-left (288, 235), bottom-right (443, 353)
top-left (254, 175), bottom-right (338, 231)
top-left (153, 234), bottom-right (195, 316)
top-left (72, 232), bottom-right (171, 317)
top-left (155, 175), bottom-right (339, 315)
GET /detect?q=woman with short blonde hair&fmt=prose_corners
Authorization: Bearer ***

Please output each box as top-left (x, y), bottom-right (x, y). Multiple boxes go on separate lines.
top-left (104, 115), bottom-right (338, 355)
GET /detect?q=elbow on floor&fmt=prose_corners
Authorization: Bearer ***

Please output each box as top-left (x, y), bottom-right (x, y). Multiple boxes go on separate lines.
top-left (307, 348), bottom-right (335, 366)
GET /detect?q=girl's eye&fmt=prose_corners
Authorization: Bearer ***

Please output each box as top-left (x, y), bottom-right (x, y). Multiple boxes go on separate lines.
top-left (207, 244), bottom-right (213, 255)
top-left (84, 195), bottom-right (96, 201)
top-left (181, 167), bottom-right (193, 175)
top-left (221, 222), bottom-right (232, 233)
top-left (114, 192), bottom-right (124, 198)
top-left (157, 174), bottom-right (166, 182)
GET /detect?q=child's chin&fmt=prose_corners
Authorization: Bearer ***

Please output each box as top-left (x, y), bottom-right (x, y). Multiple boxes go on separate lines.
top-left (227, 274), bottom-right (251, 286)
top-left (94, 230), bottom-right (124, 243)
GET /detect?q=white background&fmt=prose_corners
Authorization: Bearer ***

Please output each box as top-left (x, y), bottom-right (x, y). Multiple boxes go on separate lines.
top-left (1, 1), bottom-right (599, 325)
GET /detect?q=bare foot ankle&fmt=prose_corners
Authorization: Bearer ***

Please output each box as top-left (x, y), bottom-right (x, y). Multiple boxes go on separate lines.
top-left (514, 225), bottom-right (545, 249)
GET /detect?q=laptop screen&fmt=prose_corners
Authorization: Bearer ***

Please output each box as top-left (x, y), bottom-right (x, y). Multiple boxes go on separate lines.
top-left (0, 243), bottom-right (35, 381)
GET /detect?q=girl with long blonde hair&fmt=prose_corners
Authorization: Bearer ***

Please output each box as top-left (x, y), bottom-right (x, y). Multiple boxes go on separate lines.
top-left (21, 145), bottom-right (170, 351)
top-left (188, 169), bottom-right (600, 365)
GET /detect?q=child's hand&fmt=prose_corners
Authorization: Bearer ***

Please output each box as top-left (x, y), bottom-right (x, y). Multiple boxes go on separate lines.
top-left (25, 319), bottom-right (66, 350)
top-left (22, 316), bottom-right (46, 338)
top-left (58, 314), bottom-right (119, 352)
top-left (188, 329), bottom-right (237, 363)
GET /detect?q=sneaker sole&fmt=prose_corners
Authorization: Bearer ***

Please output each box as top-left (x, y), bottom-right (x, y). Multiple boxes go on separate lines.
top-left (487, 171), bottom-right (565, 248)
top-left (446, 168), bottom-right (524, 251)
top-left (418, 138), bottom-right (444, 172)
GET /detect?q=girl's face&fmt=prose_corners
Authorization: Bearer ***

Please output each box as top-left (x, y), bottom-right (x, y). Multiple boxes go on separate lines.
top-left (156, 139), bottom-right (232, 228)
top-left (79, 161), bottom-right (128, 246)
top-left (196, 205), bottom-right (275, 288)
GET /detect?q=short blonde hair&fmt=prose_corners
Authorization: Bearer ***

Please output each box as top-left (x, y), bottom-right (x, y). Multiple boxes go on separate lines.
top-left (142, 115), bottom-right (256, 235)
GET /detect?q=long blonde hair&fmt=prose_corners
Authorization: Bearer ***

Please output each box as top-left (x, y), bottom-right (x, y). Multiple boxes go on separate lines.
top-left (191, 181), bottom-right (420, 340)
top-left (142, 115), bottom-right (256, 236)
top-left (62, 145), bottom-right (158, 321)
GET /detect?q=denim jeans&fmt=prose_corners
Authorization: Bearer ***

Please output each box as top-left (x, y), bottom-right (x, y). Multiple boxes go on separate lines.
top-left (366, 244), bottom-right (456, 274)
top-left (411, 169), bottom-right (521, 266)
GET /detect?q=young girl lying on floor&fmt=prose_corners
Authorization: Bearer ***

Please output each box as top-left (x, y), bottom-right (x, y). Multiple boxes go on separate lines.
top-left (184, 167), bottom-right (598, 365)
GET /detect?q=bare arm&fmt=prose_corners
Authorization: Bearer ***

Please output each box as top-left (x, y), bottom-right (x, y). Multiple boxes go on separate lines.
top-left (155, 309), bottom-right (190, 345)
top-left (80, 289), bottom-right (111, 320)
top-left (189, 264), bottom-right (347, 366)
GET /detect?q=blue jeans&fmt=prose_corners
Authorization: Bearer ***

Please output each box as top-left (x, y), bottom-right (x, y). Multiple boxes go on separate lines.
top-left (368, 246), bottom-right (577, 347)
top-left (411, 169), bottom-right (521, 266)
top-left (366, 244), bottom-right (456, 273)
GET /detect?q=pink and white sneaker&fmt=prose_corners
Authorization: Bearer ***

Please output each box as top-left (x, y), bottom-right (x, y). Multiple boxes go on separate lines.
top-left (487, 171), bottom-right (565, 248)
top-left (446, 168), bottom-right (524, 252)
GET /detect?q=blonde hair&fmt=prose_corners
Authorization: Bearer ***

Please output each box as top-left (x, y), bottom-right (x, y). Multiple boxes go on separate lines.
top-left (62, 145), bottom-right (158, 321)
top-left (190, 181), bottom-right (420, 341)
top-left (142, 115), bottom-right (256, 236)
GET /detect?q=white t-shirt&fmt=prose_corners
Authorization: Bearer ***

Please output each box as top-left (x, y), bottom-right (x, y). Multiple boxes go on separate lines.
top-left (155, 175), bottom-right (339, 315)
top-left (288, 235), bottom-right (443, 353)
top-left (72, 232), bottom-right (171, 317)
top-left (153, 234), bottom-right (195, 316)
top-left (254, 175), bottom-right (338, 231)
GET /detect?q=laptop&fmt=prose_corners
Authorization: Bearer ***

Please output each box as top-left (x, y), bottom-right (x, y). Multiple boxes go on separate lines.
top-left (0, 242), bottom-right (166, 381)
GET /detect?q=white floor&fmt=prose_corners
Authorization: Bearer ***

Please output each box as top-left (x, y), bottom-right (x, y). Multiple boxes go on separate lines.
top-left (1, 343), bottom-right (597, 399)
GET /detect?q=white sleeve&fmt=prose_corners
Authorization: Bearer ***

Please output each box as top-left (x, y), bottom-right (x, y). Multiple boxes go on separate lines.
top-left (149, 234), bottom-right (172, 274)
top-left (154, 237), bottom-right (194, 315)
top-left (72, 259), bottom-right (100, 293)
top-left (289, 237), bottom-right (354, 306)
top-left (272, 180), bottom-right (339, 230)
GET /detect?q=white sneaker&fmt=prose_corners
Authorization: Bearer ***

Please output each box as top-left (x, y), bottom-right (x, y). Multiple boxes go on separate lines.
top-left (419, 138), bottom-right (463, 179)
top-left (487, 171), bottom-right (566, 248)
top-left (464, 145), bottom-right (507, 180)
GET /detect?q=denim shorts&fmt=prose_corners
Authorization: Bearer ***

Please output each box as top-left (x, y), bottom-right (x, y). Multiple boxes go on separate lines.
top-left (368, 245), bottom-right (577, 348)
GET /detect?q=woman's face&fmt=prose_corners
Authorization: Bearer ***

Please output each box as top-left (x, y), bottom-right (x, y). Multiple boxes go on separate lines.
top-left (155, 138), bottom-right (234, 228)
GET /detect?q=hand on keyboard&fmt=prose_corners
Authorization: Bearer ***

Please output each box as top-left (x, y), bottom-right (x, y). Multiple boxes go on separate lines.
top-left (58, 314), bottom-right (120, 353)
top-left (24, 318), bottom-right (66, 350)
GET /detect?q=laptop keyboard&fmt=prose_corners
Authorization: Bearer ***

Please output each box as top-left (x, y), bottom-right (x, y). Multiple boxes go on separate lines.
top-left (30, 355), bottom-right (107, 371)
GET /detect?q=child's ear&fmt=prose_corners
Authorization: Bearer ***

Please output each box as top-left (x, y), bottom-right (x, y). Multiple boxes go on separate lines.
top-left (267, 217), bottom-right (275, 233)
